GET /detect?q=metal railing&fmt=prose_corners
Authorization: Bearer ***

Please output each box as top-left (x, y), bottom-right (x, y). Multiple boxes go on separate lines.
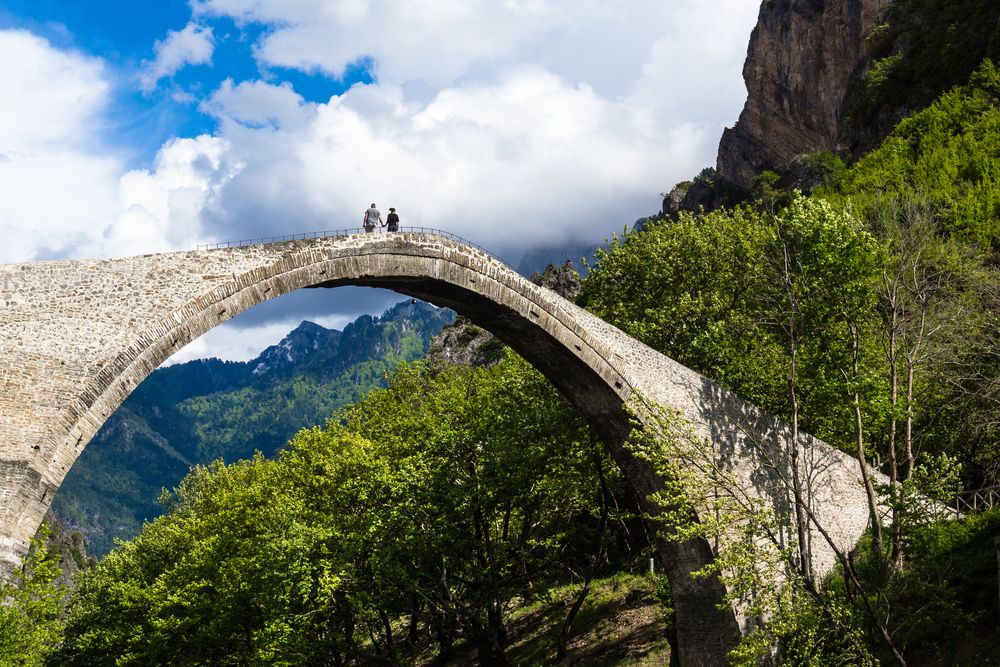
top-left (195, 226), bottom-right (500, 263)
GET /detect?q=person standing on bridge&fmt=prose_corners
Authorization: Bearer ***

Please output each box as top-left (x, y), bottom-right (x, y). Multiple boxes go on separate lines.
top-left (363, 203), bottom-right (382, 233)
top-left (386, 207), bottom-right (399, 232)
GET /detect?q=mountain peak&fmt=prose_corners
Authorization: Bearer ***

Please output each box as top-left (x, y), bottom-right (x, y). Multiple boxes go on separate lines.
top-left (251, 320), bottom-right (341, 377)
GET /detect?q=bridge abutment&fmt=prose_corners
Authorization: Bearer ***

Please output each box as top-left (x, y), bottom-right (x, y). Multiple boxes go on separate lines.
top-left (0, 460), bottom-right (54, 577)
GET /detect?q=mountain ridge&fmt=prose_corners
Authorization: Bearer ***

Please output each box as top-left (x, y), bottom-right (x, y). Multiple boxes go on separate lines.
top-left (53, 300), bottom-right (455, 555)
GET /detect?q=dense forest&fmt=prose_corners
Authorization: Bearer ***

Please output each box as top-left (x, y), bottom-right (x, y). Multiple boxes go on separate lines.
top-left (581, 61), bottom-right (1000, 664)
top-left (5, 5), bottom-right (1000, 666)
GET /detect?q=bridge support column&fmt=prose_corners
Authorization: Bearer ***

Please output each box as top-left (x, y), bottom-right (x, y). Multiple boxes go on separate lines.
top-left (0, 460), bottom-right (54, 579)
top-left (596, 422), bottom-right (743, 666)
top-left (658, 536), bottom-right (745, 665)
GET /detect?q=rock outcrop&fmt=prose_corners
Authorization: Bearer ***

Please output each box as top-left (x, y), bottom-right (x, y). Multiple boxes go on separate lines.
top-left (44, 511), bottom-right (95, 588)
top-left (716, 0), bottom-right (890, 190)
top-left (530, 259), bottom-right (584, 303)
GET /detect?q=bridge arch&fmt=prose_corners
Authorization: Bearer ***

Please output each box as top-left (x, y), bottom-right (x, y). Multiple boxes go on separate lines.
top-left (0, 232), bottom-right (873, 664)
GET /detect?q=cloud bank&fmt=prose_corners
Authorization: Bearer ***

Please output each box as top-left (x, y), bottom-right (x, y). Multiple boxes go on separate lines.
top-left (0, 30), bottom-right (121, 263)
top-left (1, 1), bottom-right (760, 359)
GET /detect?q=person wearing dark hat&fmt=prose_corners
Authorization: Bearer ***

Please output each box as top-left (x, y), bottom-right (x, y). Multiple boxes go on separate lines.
top-left (386, 207), bottom-right (400, 232)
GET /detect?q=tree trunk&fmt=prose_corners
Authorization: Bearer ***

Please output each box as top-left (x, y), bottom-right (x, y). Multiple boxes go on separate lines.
top-left (408, 594), bottom-right (420, 644)
top-left (468, 618), bottom-right (509, 667)
top-left (789, 343), bottom-right (813, 583)
top-left (904, 363), bottom-right (916, 482)
top-left (557, 454), bottom-right (610, 661)
top-left (851, 325), bottom-right (884, 556)
top-left (472, 505), bottom-right (509, 667)
top-left (780, 235), bottom-right (812, 583)
top-left (430, 612), bottom-right (455, 664)
top-left (887, 319), bottom-right (903, 568)
top-left (379, 607), bottom-right (395, 655)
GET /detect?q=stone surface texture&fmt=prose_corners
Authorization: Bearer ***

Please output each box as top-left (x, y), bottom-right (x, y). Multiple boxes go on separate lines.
top-left (716, 0), bottom-right (890, 189)
top-left (1, 232), bottom-right (875, 665)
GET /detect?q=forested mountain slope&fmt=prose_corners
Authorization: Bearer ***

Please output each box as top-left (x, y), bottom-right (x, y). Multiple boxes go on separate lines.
top-left (582, 59), bottom-right (1000, 664)
top-left (672, 0), bottom-right (1000, 215)
top-left (52, 300), bottom-right (454, 555)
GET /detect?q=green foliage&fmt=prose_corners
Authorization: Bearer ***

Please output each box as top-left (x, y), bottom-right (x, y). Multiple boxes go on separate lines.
top-left (57, 451), bottom-right (360, 665)
top-left (583, 206), bottom-right (787, 416)
top-left (0, 523), bottom-right (65, 666)
top-left (843, 510), bottom-right (1000, 663)
top-left (54, 301), bottom-right (452, 555)
top-left (336, 355), bottom-right (627, 662)
top-left (583, 194), bottom-right (886, 452)
top-left (735, 588), bottom-right (875, 667)
top-left (763, 194), bottom-right (887, 449)
top-left (797, 151), bottom-right (847, 188)
top-left (694, 166), bottom-right (716, 184)
top-left (750, 170), bottom-right (786, 212)
top-left (57, 354), bottom-right (630, 665)
top-left (863, 53), bottom-right (904, 99)
top-left (826, 63), bottom-right (1000, 489)
top-left (624, 396), bottom-right (877, 665)
top-left (832, 60), bottom-right (1000, 250)
top-left (584, 63), bottom-right (1000, 658)
top-left (846, 0), bottom-right (1000, 137)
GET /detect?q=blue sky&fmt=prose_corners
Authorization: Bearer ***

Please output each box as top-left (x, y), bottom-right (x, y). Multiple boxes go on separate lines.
top-left (0, 0), bottom-right (371, 163)
top-left (0, 0), bottom-right (760, 361)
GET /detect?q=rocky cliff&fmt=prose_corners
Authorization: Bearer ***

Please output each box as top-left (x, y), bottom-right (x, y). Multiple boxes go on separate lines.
top-left (716, 0), bottom-right (890, 190)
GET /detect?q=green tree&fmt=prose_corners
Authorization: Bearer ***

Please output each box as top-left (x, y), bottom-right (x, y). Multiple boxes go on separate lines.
top-left (57, 354), bottom-right (625, 666)
top-left (759, 194), bottom-right (885, 568)
top-left (0, 523), bottom-right (65, 666)
top-left (337, 356), bottom-right (618, 665)
top-left (583, 206), bottom-right (786, 415)
top-left (57, 451), bottom-right (367, 665)
top-left (865, 194), bottom-right (990, 564)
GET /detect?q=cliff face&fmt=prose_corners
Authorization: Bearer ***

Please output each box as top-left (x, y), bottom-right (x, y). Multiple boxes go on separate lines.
top-left (717, 0), bottom-right (890, 190)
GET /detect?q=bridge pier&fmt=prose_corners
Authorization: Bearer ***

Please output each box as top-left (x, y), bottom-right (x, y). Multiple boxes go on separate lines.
top-left (0, 460), bottom-right (54, 578)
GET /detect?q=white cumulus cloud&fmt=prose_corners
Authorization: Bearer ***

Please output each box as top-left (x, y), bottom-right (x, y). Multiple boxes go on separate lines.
top-left (0, 30), bottom-right (122, 263)
top-left (104, 134), bottom-right (240, 257)
top-left (140, 22), bottom-right (215, 91)
top-left (193, 0), bottom-right (758, 100)
top-left (178, 0), bottom-right (760, 259)
top-left (180, 69), bottom-right (708, 259)
top-left (0, 29), bottom-right (233, 262)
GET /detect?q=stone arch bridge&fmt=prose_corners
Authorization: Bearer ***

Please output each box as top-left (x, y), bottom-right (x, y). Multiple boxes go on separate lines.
top-left (0, 232), bottom-right (873, 664)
